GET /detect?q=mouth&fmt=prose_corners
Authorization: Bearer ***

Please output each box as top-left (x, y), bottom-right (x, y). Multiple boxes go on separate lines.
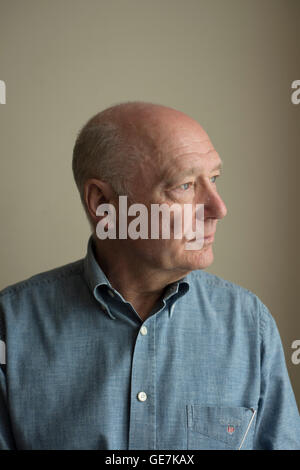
top-left (185, 232), bottom-right (215, 244)
top-left (204, 233), bottom-right (215, 243)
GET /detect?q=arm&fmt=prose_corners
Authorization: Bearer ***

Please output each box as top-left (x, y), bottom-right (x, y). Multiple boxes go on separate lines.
top-left (0, 362), bottom-right (16, 449)
top-left (253, 303), bottom-right (300, 449)
top-left (0, 297), bottom-right (16, 449)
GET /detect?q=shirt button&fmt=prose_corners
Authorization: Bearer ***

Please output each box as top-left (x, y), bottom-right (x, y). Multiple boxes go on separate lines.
top-left (140, 326), bottom-right (148, 336)
top-left (137, 391), bottom-right (147, 402)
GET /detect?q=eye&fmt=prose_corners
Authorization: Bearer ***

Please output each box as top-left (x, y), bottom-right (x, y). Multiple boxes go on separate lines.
top-left (177, 182), bottom-right (194, 191)
top-left (210, 175), bottom-right (219, 184)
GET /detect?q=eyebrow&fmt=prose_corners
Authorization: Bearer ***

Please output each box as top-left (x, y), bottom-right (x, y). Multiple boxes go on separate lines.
top-left (212, 160), bottom-right (223, 171)
top-left (163, 159), bottom-right (223, 183)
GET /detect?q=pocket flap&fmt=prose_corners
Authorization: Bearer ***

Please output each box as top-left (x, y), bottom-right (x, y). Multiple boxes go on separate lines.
top-left (187, 405), bottom-right (256, 449)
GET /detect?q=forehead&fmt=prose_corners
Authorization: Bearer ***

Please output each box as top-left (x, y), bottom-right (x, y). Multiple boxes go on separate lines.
top-left (156, 140), bottom-right (222, 183)
top-left (131, 119), bottom-right (222, 193)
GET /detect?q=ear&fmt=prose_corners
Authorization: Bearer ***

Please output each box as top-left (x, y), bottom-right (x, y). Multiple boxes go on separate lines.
top-left (83, 178), bottom-right (116, 224)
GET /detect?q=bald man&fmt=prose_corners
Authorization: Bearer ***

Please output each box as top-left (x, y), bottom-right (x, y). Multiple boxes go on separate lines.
top-left (0, 102), bottom-right (299, 450)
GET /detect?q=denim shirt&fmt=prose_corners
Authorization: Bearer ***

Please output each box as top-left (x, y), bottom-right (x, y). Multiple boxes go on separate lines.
top-left (0, 236), bottom-right (299, 450)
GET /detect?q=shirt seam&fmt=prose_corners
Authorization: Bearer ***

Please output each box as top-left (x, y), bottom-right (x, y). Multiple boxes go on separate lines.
top-left (258, 303), bottom-right (268, 346)
top-left (188, 270), bottom-right (257, 295)
top-left (0, 262), bottom-right (84, 299)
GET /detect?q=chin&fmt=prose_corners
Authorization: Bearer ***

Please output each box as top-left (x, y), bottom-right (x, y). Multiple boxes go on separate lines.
top-left (181, 245), bottom-right (214, 271)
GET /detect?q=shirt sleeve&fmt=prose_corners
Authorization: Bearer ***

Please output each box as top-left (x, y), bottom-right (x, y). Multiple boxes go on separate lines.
top-left (253, 303), bottom-right (300, 449)
top-left (0, 309), bottom-right (16, 450)
top-left (0, 367), bottom-right (16, 449)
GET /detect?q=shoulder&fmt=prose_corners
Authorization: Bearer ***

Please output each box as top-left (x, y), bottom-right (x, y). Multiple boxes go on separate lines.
top-left (187, 268), bottom-right (259, 300)
top-left (0, 259), bottom-right (84, 302)
top-left (0, 259), bottom-right (86, 342)
top-left (186, 269), bottom-right (272, 332)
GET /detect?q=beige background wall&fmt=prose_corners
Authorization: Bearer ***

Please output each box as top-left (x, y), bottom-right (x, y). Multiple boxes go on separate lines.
top-left (0, 0), bottom-right (299, 406)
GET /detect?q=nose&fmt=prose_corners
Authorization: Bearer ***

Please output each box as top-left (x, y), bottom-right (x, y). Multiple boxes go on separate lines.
top-left (201, 186), bottom-right (227, 220)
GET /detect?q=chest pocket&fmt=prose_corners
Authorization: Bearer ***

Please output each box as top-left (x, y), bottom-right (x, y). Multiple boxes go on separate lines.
top-left (187, 405), bottom-right (257, 450)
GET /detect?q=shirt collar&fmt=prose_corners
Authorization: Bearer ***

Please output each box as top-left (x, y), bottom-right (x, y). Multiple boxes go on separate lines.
top-left (83, 236), bottom-right (116, 319)
top-left (83, 235), bottom-right (191, 319)
top-left (83, 235), bottom-right (112, 292)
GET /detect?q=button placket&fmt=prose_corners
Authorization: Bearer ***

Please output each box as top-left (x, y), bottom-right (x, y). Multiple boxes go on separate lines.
top-left (128, 317), bottom-right (156, 449)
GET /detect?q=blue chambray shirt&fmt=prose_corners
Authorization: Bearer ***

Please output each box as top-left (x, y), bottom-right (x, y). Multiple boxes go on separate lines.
top-left (0, 235), bottom-right (299, 450)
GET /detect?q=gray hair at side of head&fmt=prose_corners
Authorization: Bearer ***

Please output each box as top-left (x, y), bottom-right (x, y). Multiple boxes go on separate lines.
top-left (72, 101), bottom-right (170, 228)
top-left (72, 111), bottom-right (140, 223)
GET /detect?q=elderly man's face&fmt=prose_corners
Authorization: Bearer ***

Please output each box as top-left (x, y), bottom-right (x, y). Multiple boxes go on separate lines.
top-left (117, 116), bottom-right (227, 274)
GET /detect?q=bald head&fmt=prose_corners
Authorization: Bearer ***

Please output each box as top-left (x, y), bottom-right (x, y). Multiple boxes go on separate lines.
top-left (72, 101), bottom-right (209, 216)
top-left (92, 101), bottom-right (208, 148)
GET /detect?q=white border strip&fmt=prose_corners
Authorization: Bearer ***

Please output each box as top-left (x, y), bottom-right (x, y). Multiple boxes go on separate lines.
top-left (238, 408), bottom-right (256, 450)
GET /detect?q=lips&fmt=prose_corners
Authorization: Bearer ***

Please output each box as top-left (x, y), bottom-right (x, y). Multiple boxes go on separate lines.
top-left (185, 233), bottom-right (215, 243)
top-left (204, 233), bottom-right (215, 243)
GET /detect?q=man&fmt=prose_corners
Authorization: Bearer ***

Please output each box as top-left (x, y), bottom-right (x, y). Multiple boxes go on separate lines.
top-left (0, 102), bottom-right (299, 449)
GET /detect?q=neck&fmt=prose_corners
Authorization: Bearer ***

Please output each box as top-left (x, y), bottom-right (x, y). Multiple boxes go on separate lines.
top-left (93, 239), bottom-right (187, 321)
